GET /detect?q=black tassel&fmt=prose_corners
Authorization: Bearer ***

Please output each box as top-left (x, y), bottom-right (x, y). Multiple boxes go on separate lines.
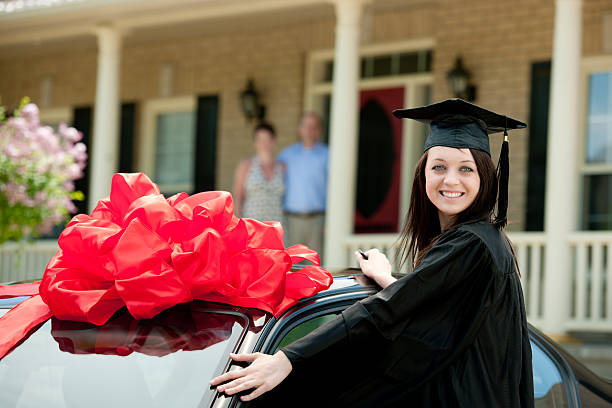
top-left (494, 130), bottom-right (509, 229)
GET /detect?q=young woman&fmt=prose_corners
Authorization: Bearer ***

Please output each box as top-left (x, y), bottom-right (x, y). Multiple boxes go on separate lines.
top-left (233, 122), bottom-right (285, 223)
top-left (212, 99), bottom-right (535, 407)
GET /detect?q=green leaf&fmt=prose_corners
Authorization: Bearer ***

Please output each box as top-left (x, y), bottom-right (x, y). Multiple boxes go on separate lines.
top-left (14, 96), bottom-right (31, 117)
top-left (70, 191), bottom-right (85, 201)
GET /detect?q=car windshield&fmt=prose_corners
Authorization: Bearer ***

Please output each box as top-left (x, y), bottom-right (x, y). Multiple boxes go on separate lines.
top-left (0, 301), bottom-right (249, 408)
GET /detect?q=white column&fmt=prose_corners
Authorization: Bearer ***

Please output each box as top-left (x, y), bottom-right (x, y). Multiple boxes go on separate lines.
top-left (89, 25), bottom-right (122, 211)
top-left (324, 0), bottom-right (369, 268)
top-left (542, 0), bottom-right (582, 335)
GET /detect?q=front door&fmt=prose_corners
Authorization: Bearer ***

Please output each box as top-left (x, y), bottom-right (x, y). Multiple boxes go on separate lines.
top-left (354, 87), bottom-right (404, 233)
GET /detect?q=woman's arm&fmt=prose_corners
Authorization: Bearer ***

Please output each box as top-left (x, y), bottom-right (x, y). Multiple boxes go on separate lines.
top-left (210, 228), bottom-right (490, 401)
top-left (232, 159), bottom-right (251, 217)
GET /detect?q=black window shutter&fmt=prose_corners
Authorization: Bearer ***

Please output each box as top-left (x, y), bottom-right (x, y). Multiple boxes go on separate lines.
top-left (195, 95), bottom-right (219, 192)
top-left (119, 102), bottom-right (136, 173)
top-left (525, 61), bottom-right (551, 231)
top-left (72, 106), bottom-right (92, 215)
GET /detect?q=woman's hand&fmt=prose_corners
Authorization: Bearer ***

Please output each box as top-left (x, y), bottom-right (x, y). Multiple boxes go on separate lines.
top-left (354, 249), bottom-right (396, 289)
top-left (210, 351), bottom-right (292, 401)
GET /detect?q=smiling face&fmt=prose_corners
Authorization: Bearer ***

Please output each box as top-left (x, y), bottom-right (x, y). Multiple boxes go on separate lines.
top-left (425, 146), bottom-right (480, 229)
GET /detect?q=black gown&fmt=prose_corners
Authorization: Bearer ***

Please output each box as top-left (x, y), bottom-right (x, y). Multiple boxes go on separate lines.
top-left (255, 220), bottom-right (534, 407)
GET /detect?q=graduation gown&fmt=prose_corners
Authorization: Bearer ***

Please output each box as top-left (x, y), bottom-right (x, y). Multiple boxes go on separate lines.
top-left (277, 221), bottom-right (534, 407)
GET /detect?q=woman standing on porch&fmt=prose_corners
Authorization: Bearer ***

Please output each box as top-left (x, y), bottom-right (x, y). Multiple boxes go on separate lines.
top-left (213, 99), bottom-right (535, 407)
top-left (233, 122), bottom-right (285, 224)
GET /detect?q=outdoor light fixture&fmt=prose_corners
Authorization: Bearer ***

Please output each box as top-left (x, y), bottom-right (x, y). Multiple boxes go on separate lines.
top-left (446, 57), bottom-right (477, 102)
top-left (240, 79), bottom-right (265, 121)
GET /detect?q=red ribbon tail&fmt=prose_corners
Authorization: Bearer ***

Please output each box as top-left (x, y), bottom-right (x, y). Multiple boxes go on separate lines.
top-left (0, 282), bottom-right (41, 299)
top-left (0, 295), bottom-right (52, 360)
top-left (285, 244), bottom-right (321, 266)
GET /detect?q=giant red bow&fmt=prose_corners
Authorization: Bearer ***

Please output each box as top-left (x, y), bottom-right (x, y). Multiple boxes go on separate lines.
top-left (0, 173), bottom-right (332, 359)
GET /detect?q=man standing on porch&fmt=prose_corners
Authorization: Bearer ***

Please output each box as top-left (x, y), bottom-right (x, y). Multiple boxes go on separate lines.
top-left (278, 113), bottom-right (329, 258)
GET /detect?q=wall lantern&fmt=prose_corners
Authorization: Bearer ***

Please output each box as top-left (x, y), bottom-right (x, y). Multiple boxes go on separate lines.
top-left (240, 79), bottom-right (266, 121)
top-left (446, 57), bottom-right (477, 102)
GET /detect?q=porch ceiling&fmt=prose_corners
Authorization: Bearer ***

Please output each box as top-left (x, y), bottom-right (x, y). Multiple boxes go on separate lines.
top-left (0, 0), bottom-right (432, 52)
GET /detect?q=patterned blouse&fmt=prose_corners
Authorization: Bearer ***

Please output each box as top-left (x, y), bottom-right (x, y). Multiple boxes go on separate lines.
top-left (242, 156), bottom-right (285, 223)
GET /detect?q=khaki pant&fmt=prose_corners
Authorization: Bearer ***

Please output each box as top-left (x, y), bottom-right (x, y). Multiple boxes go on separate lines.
top-left (285, 213), bottom-right (325, 260)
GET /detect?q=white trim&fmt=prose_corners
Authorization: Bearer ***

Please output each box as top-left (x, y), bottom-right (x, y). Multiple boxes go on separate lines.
top-left (309, 75), bottom-right (434, 96)
top-left (38, 107), bottom-right (72, 125)
top-left (581, 163), bottom-right (612, 174)
top-left (356, 74), bottom-right (433, 89)
top-left (308, 38), bottom-right (436, 63)
top-left (138, 95), bottom-right (196, 189)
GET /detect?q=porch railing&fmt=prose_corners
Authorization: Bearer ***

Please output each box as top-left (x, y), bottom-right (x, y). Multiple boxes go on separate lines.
top-left (345, 231), bottom-right (612, 333)
top-left (0, 240), bottom-right (58, 283)
top-left (2, 232), bottom-right (612, 334)
top-left (566, 232), bottom-right (612, 332)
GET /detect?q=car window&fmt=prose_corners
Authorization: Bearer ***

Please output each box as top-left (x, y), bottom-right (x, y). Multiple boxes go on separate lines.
top-left (531, 340), bottom-right (571, 407)
top-left (275, 314), bottom-right (338, 350)
top-left (0, 302), bottom-right (248, 408)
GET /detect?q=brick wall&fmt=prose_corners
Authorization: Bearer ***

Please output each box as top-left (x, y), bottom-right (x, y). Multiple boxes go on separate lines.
top-left (1, 0), bottom-right (610, 231)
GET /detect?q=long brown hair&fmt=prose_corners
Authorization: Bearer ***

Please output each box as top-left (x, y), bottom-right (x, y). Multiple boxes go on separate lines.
top-left (397, 148), bottom-right (498, 269)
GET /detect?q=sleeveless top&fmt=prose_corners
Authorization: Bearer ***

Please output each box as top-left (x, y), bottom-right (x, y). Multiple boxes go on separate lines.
top-left (242, 156), bottom-right (285, 223)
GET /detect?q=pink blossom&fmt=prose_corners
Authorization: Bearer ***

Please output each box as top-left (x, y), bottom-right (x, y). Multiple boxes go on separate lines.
top-left (7, 117), bottom-right (27, 131)
top-left (55, 151), bottom-right (67, 163)
top-left (20, 104), bottom-right (40, 126)
top-left (34, 191), bottom-right (48, 205)
top-left (36, 126), bottom-right (59, 153)
top-left (2, 182), bottom-right (27, 205)
top-left (4, 144), bottom-right (20, 158)
top-left (58, 123), bottom-right (82, 143)
top-left (67, 163), bottom-right (82, 179)
top-left (71, 142), bottom-right (87, 163)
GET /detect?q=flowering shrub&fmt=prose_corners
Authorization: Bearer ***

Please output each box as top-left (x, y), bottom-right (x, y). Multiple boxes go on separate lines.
top-left (0, 98), bottom-right (87, 244)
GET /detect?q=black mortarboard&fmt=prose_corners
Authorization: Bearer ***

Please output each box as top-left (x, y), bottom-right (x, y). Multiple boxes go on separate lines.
top-left (391, 98), bottom-right (527, 229)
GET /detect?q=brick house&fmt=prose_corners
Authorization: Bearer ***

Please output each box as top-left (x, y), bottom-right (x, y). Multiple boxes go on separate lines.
top-left (1, 0), bottom-right (611, 336)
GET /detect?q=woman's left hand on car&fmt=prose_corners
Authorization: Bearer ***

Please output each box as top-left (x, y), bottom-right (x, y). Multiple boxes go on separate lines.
top-left (210, 350), bottom-right (292, 401)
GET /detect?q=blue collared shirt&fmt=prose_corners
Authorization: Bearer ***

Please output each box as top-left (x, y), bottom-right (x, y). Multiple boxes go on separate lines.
top-left (278, 142), bottom-right (329, 213)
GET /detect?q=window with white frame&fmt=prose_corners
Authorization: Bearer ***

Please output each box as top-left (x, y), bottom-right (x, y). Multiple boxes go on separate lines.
top-left (139, 97), bottom-right (196, 195)
top-left (582, 66), bottom-right (612, 230)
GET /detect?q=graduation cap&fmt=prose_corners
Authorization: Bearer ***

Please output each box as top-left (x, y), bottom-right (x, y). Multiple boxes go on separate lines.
top-left (392, 98), bottom-right (527, 229)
